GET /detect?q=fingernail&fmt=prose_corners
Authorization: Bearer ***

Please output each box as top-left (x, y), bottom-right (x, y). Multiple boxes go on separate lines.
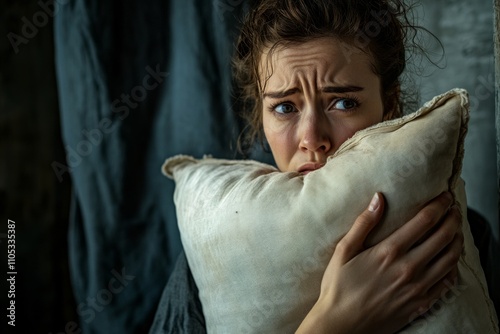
top-left (369, 193), bottom-right (380, 212)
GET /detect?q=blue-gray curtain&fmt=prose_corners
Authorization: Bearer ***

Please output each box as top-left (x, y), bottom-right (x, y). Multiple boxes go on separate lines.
top-left (54, 1), bottom-right (267, 332)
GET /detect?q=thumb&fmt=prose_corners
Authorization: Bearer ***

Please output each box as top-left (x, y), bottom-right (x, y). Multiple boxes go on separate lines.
top-left (336, 192), bottom-right (385, 262)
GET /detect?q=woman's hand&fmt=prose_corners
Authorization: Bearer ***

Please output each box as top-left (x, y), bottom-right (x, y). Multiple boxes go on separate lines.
top-left (296, 192), bottom-right (464, 334)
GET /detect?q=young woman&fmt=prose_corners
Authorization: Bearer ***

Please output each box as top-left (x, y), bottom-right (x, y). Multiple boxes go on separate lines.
top-left (151, 0), bottom-right (463, 332)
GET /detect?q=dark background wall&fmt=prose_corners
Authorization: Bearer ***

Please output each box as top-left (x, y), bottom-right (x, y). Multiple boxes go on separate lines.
top-left (496, 0), bottom-right (500, 228)
top-left (1, 0), bottom-right (498, 333)
top-left (1, 1), bottom-right (76, 334)
top-left (415, 0), bottom-right (498, 238)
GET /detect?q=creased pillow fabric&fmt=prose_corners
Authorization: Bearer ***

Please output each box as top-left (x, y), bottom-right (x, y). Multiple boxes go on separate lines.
top-left (163, 89), bottom-right (499, 334)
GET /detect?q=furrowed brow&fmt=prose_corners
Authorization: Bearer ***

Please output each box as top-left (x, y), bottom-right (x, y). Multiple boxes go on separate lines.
top-left (321, 86), bottom-right (364, 93)
top-left (262, 86), bottom-right (363, 99)
top-left (262, 88), bottom-right (300, 99)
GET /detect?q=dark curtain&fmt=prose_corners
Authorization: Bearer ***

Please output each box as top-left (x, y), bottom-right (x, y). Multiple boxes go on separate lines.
top-left (54, 0), bottom-right (268, 332)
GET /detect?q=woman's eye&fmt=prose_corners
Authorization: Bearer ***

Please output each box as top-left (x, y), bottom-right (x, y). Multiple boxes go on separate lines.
top-left (333, 98), bottom-right (358, 110)
top-left (273, 103), bottom-right (296, 114)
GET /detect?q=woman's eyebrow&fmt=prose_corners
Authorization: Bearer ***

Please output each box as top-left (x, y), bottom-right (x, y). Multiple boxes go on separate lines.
top-left (263, 85), bottom-right (363, 99)
top-left (322, 85), bottom-right (364, 93)
top-left (262, 88), bottom-right (300, 99)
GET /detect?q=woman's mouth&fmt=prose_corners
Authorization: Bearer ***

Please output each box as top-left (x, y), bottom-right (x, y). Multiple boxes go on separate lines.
top-left (298, 162), bottom-right (325, 175)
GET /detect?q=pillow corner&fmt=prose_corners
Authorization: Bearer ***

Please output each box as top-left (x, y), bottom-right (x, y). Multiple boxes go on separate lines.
top-left (161, 154), bottom-right (197, 179)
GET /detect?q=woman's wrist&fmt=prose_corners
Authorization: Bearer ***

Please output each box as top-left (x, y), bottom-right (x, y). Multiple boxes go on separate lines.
top-left (296, 296), bottom-right (349, 334)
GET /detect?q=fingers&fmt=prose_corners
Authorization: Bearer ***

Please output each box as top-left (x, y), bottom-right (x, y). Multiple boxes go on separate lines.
top-left (408, 205), bottom-right (462, 269)
top-left (335, 193), bottom-right (385, 263)
top-left (402, 217), bottom-right (462, 315)
top-left (421, 232), bottom-right (462, 303)
top-left (424, 221), bottom-right (463, 287)
top-left (407, 267), bottom-right (458, 319)
top-left (385, 192), bottom-right (454, 253)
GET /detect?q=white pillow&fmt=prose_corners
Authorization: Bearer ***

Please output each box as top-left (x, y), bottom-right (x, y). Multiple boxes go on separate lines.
top-left (163, 89), bottom-right (499, 333)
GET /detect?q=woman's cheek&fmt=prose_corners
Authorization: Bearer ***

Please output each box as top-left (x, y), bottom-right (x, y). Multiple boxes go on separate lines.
top-left (264, 123), bottom-right (296, 171)
top-left (335, 112), bottom-right (381, 138)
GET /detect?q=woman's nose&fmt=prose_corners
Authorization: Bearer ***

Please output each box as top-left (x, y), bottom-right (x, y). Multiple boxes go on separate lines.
top-left (298, 112), bottom-right (332, 154)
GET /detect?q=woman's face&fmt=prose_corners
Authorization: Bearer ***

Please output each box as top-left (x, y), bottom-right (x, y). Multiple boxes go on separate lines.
top-left (260, 37), bottom-right (384, 173)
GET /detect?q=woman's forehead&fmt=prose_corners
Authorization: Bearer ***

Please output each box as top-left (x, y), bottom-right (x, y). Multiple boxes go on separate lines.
top-left (259, 37), bottom-right (377, 91)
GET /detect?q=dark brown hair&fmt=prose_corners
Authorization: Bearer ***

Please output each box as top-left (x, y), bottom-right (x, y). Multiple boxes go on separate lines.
top-left (233, 0), bottom-right (430, 153)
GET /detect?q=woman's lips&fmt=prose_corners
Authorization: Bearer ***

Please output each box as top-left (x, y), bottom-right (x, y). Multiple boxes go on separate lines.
top-left (298, 162), bottom-right (325, 174)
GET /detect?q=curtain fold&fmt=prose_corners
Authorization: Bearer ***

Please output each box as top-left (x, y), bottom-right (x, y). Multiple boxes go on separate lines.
top-left (54, 1), bottom-right (266, 332)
